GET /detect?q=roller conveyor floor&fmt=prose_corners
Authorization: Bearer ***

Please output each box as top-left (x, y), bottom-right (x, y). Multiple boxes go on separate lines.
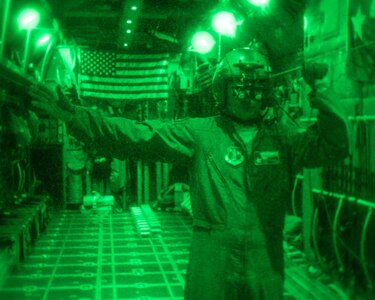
top-left (0, 209), bottom-right (347, 300)
top-left (0, 210), bottom-right (191, 300)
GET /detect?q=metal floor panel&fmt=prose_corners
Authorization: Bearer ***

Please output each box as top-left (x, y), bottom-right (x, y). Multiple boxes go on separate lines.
top-left (0, 210), bottom-right (192, 300)
top-left (0, 209), bottom-right (344, 300)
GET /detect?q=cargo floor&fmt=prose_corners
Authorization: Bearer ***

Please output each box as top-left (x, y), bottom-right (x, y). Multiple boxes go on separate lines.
top-left (0, 210), bottom-right (345, 300)
top-left (0, 210), bottom-right (192, 300)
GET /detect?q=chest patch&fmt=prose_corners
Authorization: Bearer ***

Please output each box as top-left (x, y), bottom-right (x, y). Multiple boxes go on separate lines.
top-left (225, 146), bottom-right (245, 166)
top-left (254, 151), bottom-right (281, 165)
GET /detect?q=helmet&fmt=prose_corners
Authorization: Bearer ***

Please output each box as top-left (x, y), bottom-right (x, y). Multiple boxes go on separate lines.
top-left (212, 48), bottom-right (272, 107)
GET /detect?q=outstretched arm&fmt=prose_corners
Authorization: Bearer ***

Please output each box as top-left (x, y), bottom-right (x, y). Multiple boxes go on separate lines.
top-left (290, 87), bottom-right (351, 170)
top-left (66, 107), bottom-right (196, 162)
top-left (29, 83), bottom-right (196, 163)
top-left (287, 63), bottom-right (351, 170)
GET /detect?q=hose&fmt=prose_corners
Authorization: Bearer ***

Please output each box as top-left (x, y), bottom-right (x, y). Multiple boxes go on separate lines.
top-left (311, 205), bottom-right (322, 264)
top-left (332, 196), bottom-right (345, 272)
top-left (360, 208), bottom-right (373, 289)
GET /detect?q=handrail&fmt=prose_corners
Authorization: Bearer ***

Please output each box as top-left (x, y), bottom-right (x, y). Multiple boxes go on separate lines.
top-left (300, 116), bottom-right (375, 123)
top-left (312, 189), bottom-right (375, 209)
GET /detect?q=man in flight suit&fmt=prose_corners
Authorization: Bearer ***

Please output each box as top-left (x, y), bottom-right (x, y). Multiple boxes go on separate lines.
top-left (31, 48), bottom-right (350, 299)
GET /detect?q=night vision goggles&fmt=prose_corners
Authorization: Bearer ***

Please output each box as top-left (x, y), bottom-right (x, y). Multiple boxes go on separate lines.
top-left (212, 48), bottom-right (272, 107)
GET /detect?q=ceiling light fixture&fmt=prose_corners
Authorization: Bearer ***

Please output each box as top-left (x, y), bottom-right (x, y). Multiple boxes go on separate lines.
top-left (212, 11), bottom-right (237, 37)
top-left (17, 8), bottom-right (40, 30)
top-left (191, 31), bottom-right (215, 54)
top-left (36, 34), bottom-right (51, 47)
top-left (248, 0), bottom-right (270, 6)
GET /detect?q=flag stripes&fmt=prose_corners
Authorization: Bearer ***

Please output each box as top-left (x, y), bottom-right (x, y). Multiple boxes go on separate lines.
top-left (195, 62), bottom-right (214, 92)
top-left (79, 50), bottom-right (169, 101)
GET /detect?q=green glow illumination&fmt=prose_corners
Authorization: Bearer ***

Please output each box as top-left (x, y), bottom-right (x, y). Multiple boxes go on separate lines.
top-left (36, 34), bottom-right (51, 47)
top-left (304, 16), bottom-right (308, 31)
top-left (192, 31), bottom-right (215, 54)
top-left (17, 8), bottom-right (40, 30)
top-left (248, 0), bottom-right (270, 6)
top-left (212, 11), bottom-right (237, 37)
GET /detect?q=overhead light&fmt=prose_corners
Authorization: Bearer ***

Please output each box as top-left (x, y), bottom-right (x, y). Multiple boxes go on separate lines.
top-left (192, 31), bottom-right (215, 54)
top-left (131, 6), bottom-right (137, 10)
top-left (124, 43), bottom-right (129, 47)
top-left (127, 20), bottom-right (132, 24)
top-left (248, 0), bottom-right (270, 6)
top-left (212, 11), bottom-right (237, 37)
top-left (36, 34), bottom-right (51, 47)
top-left (126, 29), bottom-right (132, 34)
top-left (17, 8), bottom-right (40, 30)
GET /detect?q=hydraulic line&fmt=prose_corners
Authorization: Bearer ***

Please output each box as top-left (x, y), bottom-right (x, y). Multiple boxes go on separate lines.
top-left (332, 196), bottom-right (345, 272)
top-left (360, 208), bottom-right (373, 290)
top-left (311, 205), bottom-right (322, 264)
top-left (291, 174), bottom-right (303, 216)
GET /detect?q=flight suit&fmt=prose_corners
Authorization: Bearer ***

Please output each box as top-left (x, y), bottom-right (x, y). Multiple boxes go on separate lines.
top-left (66, 88), bottom-right (350, 299)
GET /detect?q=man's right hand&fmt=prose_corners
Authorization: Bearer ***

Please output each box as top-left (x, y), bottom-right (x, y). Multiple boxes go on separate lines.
top-left (29, 83), bottom-right (76, 122)
top-left (302, 62), bottom-right (329, 91)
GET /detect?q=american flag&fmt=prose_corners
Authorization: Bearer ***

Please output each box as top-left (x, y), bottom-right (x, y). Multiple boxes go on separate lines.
top-left (194, 62), bottom-right (214, 92)
top-left (79, 49), bottom-right (169, 102)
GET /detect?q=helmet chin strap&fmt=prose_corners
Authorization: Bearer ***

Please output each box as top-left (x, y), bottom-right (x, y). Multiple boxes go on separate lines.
top-left (220, 110), bottom-right (262, 125)
top-left (220, 96), bottom-right (270, 124)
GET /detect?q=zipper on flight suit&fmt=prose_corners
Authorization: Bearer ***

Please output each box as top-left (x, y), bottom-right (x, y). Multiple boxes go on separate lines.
top-left (207, 152), bottom-right (237, 204)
